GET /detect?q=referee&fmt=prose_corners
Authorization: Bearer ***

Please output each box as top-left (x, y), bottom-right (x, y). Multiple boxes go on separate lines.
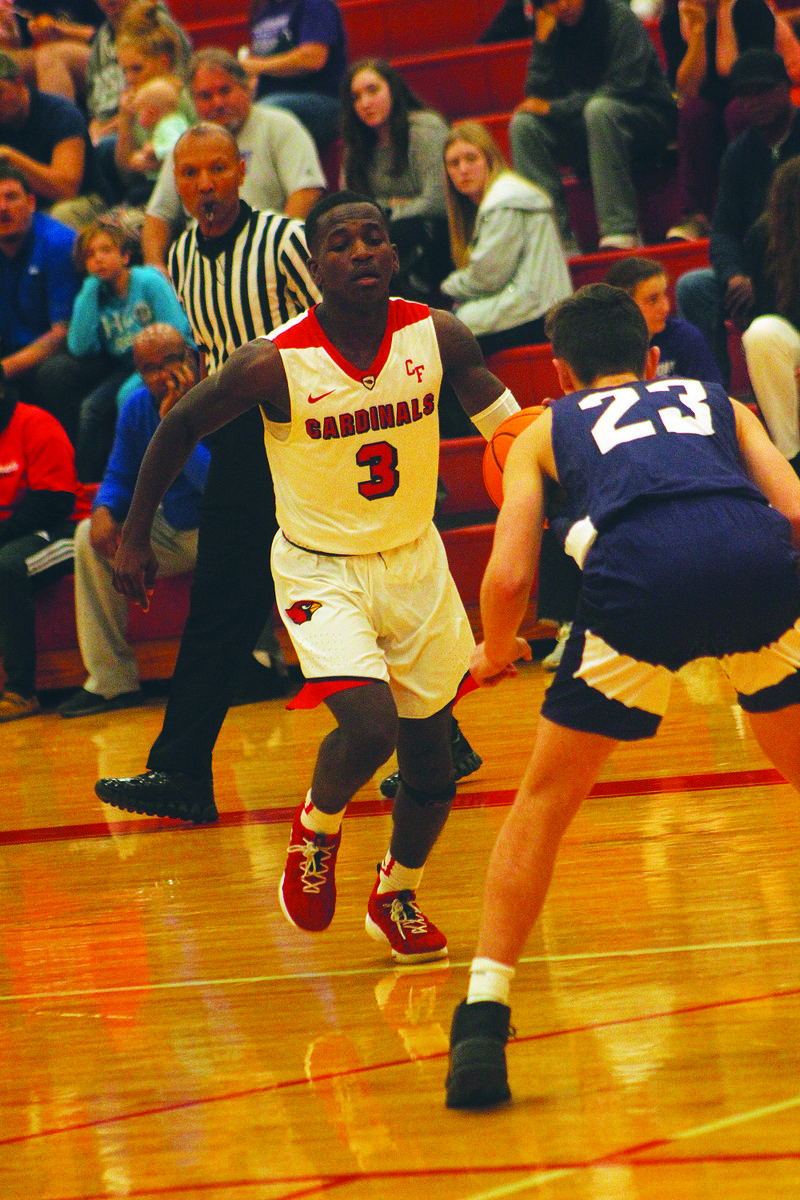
top-left (95, 123), bottom-right (320, 823)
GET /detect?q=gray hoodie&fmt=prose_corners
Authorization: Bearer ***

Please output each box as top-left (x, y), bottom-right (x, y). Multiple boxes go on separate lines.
top-left (440, 170), bottom-right (572, 337)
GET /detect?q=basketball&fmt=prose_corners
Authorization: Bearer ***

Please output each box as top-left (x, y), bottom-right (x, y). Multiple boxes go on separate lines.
top-left (482, 408), bottom-right (541, 508)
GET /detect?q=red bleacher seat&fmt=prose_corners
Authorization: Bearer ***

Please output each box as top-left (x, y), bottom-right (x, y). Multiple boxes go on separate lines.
top-left (727, 321), bottom-right (751, 397)
top-left (391, 42), bottom-right (530, 120)
top-left (569, 238), bottom-right (711, 302)
top-left (485, 344), bottom-right (562, 407)
top-left (441, 524), bottom-right (496, 607)
top-left (187, 16), bottom-right (247, 54)
top-left (340, 0), bottom-right (504, 59)
top-left (439, 436), bottom-right (491, 515)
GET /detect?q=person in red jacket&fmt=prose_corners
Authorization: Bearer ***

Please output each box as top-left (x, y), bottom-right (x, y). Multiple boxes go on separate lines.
top-left (0, 385), bottom-right (90, 719)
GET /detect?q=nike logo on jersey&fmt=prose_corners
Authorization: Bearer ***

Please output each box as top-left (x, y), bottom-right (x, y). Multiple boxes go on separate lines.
top-left (308, 390), bottom-right (334, 404)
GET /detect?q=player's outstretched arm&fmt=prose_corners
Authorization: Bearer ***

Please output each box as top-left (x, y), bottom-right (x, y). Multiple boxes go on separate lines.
top-left (113, 340), bottom-right (289, 608)
top-left (431, 308), bottom-right (514, 425)
top-left (733, 399), bottom-right (800, 550)
top-left (472, 414), bottom-right (554, 685)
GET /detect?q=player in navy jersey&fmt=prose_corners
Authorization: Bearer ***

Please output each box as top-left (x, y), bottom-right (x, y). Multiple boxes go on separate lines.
top-left (446, 282), bottom-right (800, 1110)
top-left (107, 191), bottom-right (521, 965)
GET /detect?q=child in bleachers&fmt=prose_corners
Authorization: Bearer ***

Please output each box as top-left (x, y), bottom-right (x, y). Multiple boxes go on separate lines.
top-left (605, 254), bottom-right (724, 384)
top-left (127, 74), bottom-right (190, 179)
top-left (67, 212), bottom-right (193, 481)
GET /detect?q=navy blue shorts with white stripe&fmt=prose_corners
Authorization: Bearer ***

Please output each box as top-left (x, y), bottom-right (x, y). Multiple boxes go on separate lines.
top-left (541, 495), bottom-right (800, 740)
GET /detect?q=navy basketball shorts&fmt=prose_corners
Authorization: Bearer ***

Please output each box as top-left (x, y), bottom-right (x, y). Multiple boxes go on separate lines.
top-left (541, 495), bottom-right (800, 740)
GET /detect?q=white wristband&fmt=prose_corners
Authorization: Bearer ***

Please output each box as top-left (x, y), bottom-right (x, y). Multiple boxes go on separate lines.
top-left (470, 388), bottom-right (520, 441)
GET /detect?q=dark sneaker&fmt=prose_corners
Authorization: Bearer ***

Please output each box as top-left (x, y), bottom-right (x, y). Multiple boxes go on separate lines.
top-left (279, 804), bottom-right (341, 932)
top-left (379, 716), bottom-right (482, 798)
top-left (445, 999), bottom-right (513, 1110)
top-left (59, 687), bottom-right (145, 718)
top-left (365, 874), bottom-right (448, 963)
top-left (0, 691), bottom-right (40, 722)
top-left (94, 770), bottom-right (218, 823)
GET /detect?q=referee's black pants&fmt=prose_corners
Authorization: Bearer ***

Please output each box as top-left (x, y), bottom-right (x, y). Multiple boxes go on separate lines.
top-left (147, 408), bottom-right (277, 780)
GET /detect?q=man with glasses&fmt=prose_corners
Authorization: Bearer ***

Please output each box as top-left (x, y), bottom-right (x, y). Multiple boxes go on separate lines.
top-left (58, 324), bottom-right (206, 718)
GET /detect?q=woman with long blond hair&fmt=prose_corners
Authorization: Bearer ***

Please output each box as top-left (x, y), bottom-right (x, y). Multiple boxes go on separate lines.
top-left (441, 120), bottom-right (572, 357)
top-left (742, 154), bottom-right (800, 474)
top-left (113, 1), bottom-right (194, 202)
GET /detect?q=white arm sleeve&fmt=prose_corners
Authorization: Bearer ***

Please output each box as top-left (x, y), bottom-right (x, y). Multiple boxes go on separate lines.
top-left (470, 388), bottom-right (521, 441)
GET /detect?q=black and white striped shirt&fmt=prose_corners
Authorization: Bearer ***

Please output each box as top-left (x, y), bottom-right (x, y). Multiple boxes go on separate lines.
top-left (168, 201), bottom-right (320, 374)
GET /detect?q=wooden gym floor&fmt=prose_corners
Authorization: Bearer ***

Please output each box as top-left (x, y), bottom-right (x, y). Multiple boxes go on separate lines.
top-left (2, 654), bottom-right (800, 1198)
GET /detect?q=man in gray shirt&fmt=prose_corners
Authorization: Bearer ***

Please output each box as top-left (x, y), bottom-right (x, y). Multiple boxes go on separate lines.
top-left (142, 47), bottom-right (326, 268)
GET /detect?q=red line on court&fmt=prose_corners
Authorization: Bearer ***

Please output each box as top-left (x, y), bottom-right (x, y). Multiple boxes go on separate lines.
top-left (0, 767), bottom-right (786, 847)
top-left (32, 1150), bottom-right (800, 1200)
top-left (5, 982), bottom-right (800, 1151)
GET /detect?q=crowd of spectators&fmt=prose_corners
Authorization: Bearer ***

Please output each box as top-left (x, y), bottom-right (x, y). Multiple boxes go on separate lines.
top-left (3, 0), bottom-right (800, 719)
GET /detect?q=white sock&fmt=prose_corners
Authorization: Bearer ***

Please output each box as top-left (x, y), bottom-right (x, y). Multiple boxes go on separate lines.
top-left (377, 852), bottom-right (423, 895)
top-left (299, 790), bottom-right (343, 837)
top-left (467, 957), bottom-right (515, 1006)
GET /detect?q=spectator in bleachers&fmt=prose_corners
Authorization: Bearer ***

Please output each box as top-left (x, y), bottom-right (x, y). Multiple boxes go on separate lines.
top-left (740, 154), bottom-right (800, 473)
top-left (239, 0), bottom-right (347, 151)
top-left (0, 1), bottom-right (103, 103)
top-left (441, 120), bottom-right (572, 356)
top-left (142, 48), bottom-right (325, 268)
top-left (675, 48), bottom-right (800, 382)
top-left (58, 323), bottom-right (205, 718)
top-left (86, 0), bottom-right (191, 148)
top-left (509, 0), bottom-right (677, 255)
top-left (0, 163), bottom-right (93, 427)
top-left (67, 211), bottom-right (194, 481)
top-left (0, 50), bottom-right (111, 228)
top-left (0, 373), bottom-right (91, 721)
top-left (479, 0), bottom-right (534, 43)
top-left (661, 0), bottom-right (800, 242)
top-left (605, 254), bottom-right (724, 382)
top-left (29, 2), bottom-right (104, 103)
top-left (127, 75), bottom-right (190, 173)
top-left (340, 58), bottom-right (452, 303)
top-left (112, 2), bottom-right (194, 204)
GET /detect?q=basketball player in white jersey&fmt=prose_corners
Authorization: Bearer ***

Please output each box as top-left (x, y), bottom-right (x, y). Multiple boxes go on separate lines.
top-left (109, 191), bottom-right (521, 963)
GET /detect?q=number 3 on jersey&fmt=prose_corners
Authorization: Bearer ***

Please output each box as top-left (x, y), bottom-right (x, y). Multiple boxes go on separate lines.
top-left (356, 440), bottom-right (400, 499)
top-left (582, 380), bottom-right (714, 455)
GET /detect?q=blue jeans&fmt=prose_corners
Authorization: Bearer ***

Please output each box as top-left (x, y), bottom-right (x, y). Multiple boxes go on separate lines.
top-left (675, 267), bottom-right (729, 386)
top-left (76, 367), bottom-right (129, 483)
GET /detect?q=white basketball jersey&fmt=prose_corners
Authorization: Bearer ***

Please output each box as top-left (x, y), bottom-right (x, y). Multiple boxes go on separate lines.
top-left (262, 298), bottom-right (443, 555)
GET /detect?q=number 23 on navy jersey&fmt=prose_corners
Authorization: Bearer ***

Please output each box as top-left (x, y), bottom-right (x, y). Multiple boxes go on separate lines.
top-left (549, 378), bottom-right (766, 564)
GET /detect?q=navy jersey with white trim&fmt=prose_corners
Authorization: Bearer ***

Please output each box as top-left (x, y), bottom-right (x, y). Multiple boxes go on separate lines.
top-left (548, 379), bottom-right (768, 562)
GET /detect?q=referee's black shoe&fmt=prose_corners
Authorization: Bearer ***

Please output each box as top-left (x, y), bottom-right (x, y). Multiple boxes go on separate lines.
top-left (378, 717), bottom-right (482, 798)
top-left (95, 771), bottom-right (218, 823)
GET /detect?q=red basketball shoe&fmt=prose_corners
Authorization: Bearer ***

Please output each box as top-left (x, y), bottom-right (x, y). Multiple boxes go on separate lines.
top-left (365, 874), bottom-right (448, 963)
top-left (279, 805), bottom-right (341, 932)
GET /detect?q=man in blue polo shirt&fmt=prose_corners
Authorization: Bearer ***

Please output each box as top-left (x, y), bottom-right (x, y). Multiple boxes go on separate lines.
top-left (0, 162), bottom-right (111, 444)
top-left (0, 164), bottom-right (77, 387)
top-left (0, 50), bottom-right (109, 228)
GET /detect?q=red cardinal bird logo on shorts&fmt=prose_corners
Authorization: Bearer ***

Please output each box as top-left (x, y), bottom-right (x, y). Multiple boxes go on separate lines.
top-left (286, 600), bottom-right (322, 625)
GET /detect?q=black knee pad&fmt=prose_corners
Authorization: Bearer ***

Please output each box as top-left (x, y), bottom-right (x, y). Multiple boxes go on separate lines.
top-left (397, 774), bottom-right (456, 808)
